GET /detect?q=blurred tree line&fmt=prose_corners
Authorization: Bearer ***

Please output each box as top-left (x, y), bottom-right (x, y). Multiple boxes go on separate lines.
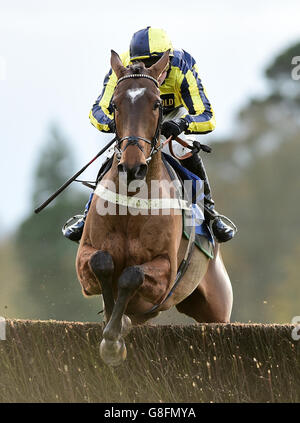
top-left (0, 41), bottom-right (299, 323)
top-left (205, 40), bottom-right (300, 323)
top-left (0, 126), bottom-right (100, 321)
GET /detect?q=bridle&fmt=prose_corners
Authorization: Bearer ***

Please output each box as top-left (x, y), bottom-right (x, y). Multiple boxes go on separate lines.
top-left (113, 74), bottom-right (163, 164)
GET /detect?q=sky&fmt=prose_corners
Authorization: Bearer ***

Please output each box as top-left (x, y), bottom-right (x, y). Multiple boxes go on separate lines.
top-left (0, 0), bottom-right (300, 235)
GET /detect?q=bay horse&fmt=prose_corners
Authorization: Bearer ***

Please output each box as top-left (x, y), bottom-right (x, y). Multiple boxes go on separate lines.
top-left (76, 50), bottom-right (233, 366)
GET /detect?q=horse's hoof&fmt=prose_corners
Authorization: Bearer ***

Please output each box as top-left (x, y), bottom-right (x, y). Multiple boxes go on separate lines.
top-left (121, 315), bottom-right (132, 337)
top-left (99, 337), bottom-right (127, 367)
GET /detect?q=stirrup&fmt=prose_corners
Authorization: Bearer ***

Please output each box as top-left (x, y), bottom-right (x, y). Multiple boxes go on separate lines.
top-left (204, 205), bottom-right (237, 233)
top-left (62, 214), bottom-right (85, 230)
top-left (62, 214), bottom-right (85, 243)
top-left (214, 213), bottom-right (238, 234)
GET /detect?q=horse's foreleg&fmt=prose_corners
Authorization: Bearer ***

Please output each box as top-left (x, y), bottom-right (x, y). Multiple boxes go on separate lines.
top-left (103, 266), bottom-right (144, 340)
top-left (89, 250), bottom-right (115, 322)
top-left (76, 244), bottom-right (101, 296)
top-left (100, 266), bottom-right (144, 366)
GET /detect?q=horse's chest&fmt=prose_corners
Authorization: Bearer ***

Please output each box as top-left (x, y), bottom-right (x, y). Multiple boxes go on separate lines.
top-left (127, 237), bottom-right (146, 261)
top-left (126, 229), bottom-right (161, 264)
top-left (102, 233), bottom-right (155, 267)
top-left (101, 216), bottom-right (172, 266)
top-left (121, 229), bottom-right (166, 265)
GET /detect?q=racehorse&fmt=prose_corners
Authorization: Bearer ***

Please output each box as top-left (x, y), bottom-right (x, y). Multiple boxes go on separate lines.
top-left (76, 50), bottom-right (233, 366)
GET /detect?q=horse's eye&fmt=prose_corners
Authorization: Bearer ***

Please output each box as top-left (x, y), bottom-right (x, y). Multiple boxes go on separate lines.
top-left (153, 100), bottom-right (161, 110)
top-left (112, 102), bottom-right (118, 111)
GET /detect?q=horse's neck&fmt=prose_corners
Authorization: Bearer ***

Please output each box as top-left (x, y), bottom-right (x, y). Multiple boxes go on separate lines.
top-left (108, 152), bottom-right (164, 193)
top-left (146, 150), bottom-right (163, 184)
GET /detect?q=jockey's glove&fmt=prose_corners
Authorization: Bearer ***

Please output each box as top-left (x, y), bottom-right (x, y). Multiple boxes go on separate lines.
top-left (161, 118), bottom-right (188, 139)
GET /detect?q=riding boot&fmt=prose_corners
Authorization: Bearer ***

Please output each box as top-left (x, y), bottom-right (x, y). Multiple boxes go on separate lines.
top-left (62, 193), bottom-right (93, 243)
top-left (180, 153), bottom-right (236, 243)
top-left (62, 155), bottom-right (114, 243)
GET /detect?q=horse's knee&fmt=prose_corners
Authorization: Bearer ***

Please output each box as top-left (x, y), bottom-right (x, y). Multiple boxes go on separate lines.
top-left (89, 250), bottom-right (114, 279)
top-left (118, 266), bottom-right (144, 293)
top-left (102, 267), bottom-right (143, 342)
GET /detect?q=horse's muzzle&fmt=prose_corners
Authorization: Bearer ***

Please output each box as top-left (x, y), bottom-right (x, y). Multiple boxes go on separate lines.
top-left (118, 162), bottom-right (148, 183)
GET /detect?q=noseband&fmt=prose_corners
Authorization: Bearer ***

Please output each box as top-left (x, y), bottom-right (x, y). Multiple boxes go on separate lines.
top-left (113, 74), bottom-right (163, 164)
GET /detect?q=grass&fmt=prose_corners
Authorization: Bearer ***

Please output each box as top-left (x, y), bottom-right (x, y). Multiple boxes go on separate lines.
top-left (0, 319), bottom-right (299, 403)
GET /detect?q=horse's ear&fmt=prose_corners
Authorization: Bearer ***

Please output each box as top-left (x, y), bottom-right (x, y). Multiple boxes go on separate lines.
top-left (148, 49), bottom-right (170, 79)
top-left (111, 50), bottom-right (126, 79)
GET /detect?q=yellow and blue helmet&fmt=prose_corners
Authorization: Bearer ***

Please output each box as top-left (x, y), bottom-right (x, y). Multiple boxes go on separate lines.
top-left (129, 27), bottom-right (174, 62)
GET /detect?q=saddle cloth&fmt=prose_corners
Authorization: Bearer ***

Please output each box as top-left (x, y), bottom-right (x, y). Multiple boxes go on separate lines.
top-left (162, 153), bottom-right (214, 259)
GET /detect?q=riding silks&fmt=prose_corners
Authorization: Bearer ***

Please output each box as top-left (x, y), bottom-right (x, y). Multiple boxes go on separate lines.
top-left (89, 49), bottom-right (216, 136)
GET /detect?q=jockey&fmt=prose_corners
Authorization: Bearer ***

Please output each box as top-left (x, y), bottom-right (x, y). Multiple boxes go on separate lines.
top-left (63, 27), bottom-right (236, 243)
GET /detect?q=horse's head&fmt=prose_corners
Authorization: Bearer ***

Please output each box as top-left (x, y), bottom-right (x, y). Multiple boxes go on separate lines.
top-left (110, 49), bottom-right (170, 183)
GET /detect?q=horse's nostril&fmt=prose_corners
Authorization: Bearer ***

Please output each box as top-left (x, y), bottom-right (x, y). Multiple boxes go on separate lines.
top-left (134, 164), bottom-right (148, 180)
top-left (118, 163), bottom-right (147, 182)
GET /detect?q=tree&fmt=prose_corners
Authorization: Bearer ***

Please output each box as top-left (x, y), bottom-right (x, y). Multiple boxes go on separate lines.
top-left (15, 125), bottom-right (101, 321)
top-left (32, 125), bottom-right (75, 207)
top-left (204, 41), bottom-right (300, 323)
top-left (9, 40), bottom-right (300, 324)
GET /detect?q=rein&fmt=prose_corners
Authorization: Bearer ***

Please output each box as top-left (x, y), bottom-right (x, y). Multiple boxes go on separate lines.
top-left (113, 74), bottom-right (163, 164)
top-left (113, 73), bottom-right (212, 163)
top-left (158, 135), bottom-right (212, 161)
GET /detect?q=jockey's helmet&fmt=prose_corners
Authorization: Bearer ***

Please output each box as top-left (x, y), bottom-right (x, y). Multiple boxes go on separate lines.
top-left (129, 27), bottom-right (174, 63)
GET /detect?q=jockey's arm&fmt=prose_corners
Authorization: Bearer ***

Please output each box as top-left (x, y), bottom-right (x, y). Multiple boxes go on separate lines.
top-left (89, 51), bottom-right (131, 133)
top-left (89, 68), bottom-right (118, 133)
top-left (178, 63), bottom-right (216, 135)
